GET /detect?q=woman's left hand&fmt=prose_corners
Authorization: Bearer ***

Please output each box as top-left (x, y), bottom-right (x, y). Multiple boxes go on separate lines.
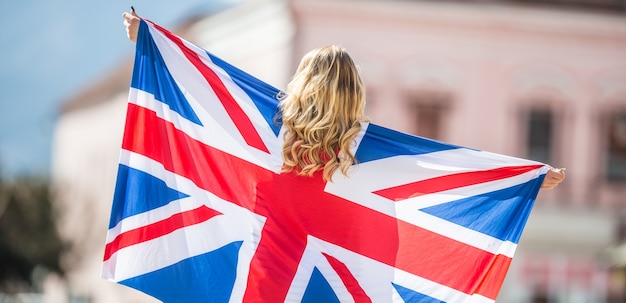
top-left (122, 10), bottom-right (141, 42)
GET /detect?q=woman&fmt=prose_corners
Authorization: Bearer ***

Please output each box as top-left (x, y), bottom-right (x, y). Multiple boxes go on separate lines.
top-left (122, 11), bottom-right (565, 189)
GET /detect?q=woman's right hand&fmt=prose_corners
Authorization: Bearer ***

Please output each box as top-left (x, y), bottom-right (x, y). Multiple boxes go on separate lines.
top-left (122, 10), bottom-right (140, 42)
top-left (541, 167), bottom-right (565, 190)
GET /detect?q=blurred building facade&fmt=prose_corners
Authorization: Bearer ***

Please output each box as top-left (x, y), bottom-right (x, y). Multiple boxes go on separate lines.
top-left (52, 0), bottom-right (626, 302)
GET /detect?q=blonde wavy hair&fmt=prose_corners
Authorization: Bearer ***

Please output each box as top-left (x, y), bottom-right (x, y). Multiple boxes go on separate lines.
top-left (279, 45), bottom-right (368, 181)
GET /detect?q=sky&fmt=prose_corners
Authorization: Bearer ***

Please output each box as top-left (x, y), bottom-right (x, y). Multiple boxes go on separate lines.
top-left (0, 0), bottom-right (241, 178)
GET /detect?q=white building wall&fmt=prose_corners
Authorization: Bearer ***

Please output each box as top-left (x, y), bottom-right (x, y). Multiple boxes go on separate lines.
top-left (189, 0), bottom-right (295, 90)
top-left (51, 93), bottom-right (155, 303)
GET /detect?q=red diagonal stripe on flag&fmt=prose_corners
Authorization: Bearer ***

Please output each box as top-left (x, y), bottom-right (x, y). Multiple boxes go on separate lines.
top-left (474, 254), bottom-right (513, 299)
top-left (103, 205), bottom-right (221, 261)
top-left (122, 104), bottom-right (511, 300)
top-left (322, 253), bottom-right (372, 303)
top-left (373, 165), bottom-right (543, 202)
top-left (148, 20), bottom-right (270, 154)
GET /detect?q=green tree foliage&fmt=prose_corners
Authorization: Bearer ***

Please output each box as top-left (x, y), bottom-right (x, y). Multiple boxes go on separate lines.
top-left (0, 175), bottom-right (68, 293)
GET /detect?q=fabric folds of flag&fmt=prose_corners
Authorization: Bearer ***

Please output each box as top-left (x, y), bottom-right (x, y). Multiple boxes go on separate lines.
top-left (102, 19), bottom-right (549, 303)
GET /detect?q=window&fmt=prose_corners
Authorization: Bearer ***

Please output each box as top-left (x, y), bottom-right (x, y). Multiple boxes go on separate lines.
top-left (419, 0), bottom-right (626, 12)
top-left (526, 108), bottom-right (554, 164)
top-left (515, 0), bottom-right (625, 11)
top-left (408, 93), bottom-right (450, 140)
top-left (530, 290), bottom-right (550, 303)
top-left (605, 111), bottom-right (626, 182)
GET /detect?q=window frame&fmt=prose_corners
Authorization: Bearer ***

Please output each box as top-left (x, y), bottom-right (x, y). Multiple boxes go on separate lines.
top-left (405, 89), bottom-right (452, 141)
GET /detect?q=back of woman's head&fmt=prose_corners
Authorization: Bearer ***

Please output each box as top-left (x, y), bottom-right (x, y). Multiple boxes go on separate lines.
top-left (280, 45), bottom-right (367, 181)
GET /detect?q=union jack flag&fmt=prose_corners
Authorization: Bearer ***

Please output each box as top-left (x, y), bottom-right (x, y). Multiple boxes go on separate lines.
top-left (102, 19), bottom-right (549, 303)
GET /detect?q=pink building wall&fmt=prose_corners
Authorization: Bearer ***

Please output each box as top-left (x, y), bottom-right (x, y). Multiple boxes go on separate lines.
top-left (289, 2), bottom-right (626, 300)
top-left (291, 0), bottom-right (626, 209)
